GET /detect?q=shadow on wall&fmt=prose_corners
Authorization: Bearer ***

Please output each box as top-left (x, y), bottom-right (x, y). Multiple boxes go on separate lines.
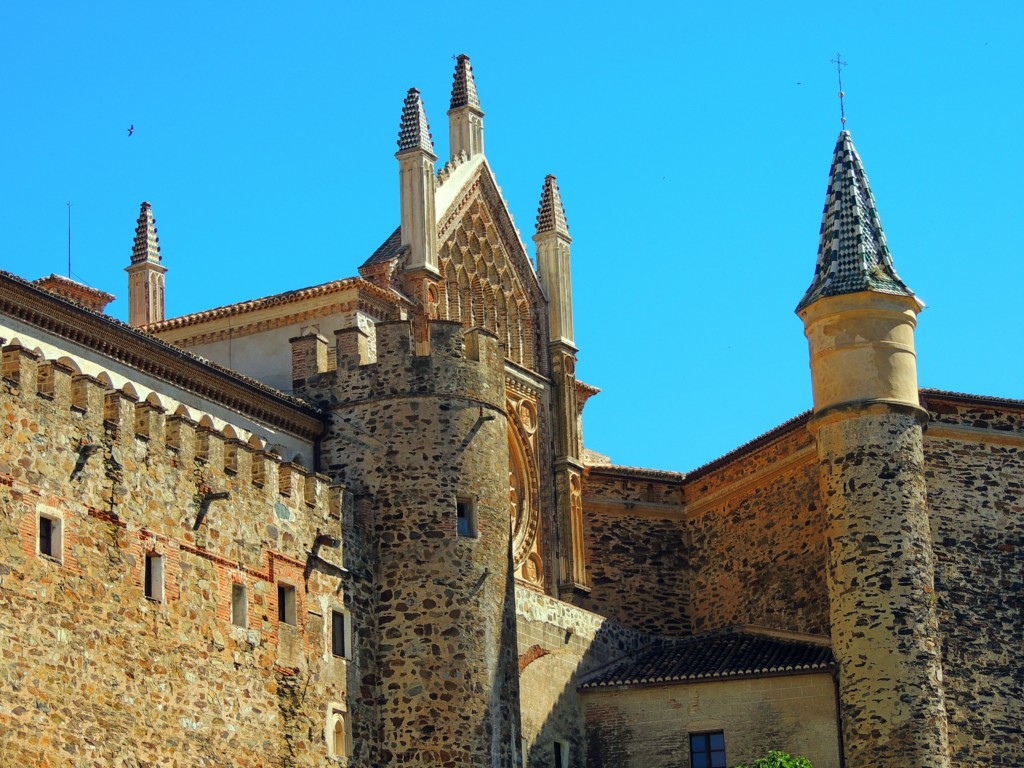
top-left (516, 590), bottom-right (648, 768)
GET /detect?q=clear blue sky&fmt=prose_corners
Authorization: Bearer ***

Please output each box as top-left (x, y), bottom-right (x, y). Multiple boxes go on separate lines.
top-left (1, 2), bottom-right (1020, 472)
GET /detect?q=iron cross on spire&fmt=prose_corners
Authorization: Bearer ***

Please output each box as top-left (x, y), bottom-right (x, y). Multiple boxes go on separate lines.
top-left (831, 52), bottom-right (848, 128)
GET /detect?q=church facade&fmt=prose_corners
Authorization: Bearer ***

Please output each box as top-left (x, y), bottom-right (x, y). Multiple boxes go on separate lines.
top-left (0, 56), bottom-right (1020, 767)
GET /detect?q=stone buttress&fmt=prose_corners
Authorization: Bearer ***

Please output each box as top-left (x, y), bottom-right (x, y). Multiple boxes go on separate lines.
top-left (534, 175), bottom-right (588, 596)
top-left (301, 320), bottom-right (520, 767)
top-left (798, 131), bottom-right (950, 767)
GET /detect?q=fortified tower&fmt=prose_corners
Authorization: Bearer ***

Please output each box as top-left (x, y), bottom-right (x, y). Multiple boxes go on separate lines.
top-left (797, 131), bottom-right (949, 767)
top-left (300, 320), bottom-right (519, 767)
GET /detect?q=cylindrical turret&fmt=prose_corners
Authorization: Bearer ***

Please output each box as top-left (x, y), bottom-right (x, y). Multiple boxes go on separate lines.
top-left (798, 131), bottom-right (949, 768)
top-left (313, 320), bottom-right (519, 767)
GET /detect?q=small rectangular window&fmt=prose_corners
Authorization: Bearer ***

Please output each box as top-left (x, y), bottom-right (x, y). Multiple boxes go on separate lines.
top-left (690, 732), bottom-right (726, 768)
top-left (331, 609), bottom-right (349, 658)
top-left (456, 497), bottom-right (476, 537)
top-left (39, 514), bottom-right (61, 560)
top-left (144, 553), bottom-right (164, 602)
top-left (231, 583), bottom-right (247, 627)
top-left (278, 583), bottom-right (296, 625)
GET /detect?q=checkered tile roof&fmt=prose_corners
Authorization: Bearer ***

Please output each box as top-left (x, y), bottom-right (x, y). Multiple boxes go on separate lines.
top-left (797, 131), bottom-right (915, 311)
top-left (397, 88), bottom-right (434, 154)
top-left (535, 175), bottom-right (569, 237)
top-left (449, 54), bottom-right (481, 111)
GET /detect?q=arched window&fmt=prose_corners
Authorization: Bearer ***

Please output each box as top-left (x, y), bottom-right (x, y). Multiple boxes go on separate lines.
top-left (326, 705), bottom-right (350, 758)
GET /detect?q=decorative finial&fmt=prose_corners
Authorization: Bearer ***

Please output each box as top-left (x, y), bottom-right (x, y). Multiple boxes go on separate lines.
top-left (831, 52), bottom-right (848, 129)
top-left (131, 201), bottom-right (161, 265)
top-left (535, 175), bottom-right (570, 238)
top-left (397, 88), bottom-right (435, 154)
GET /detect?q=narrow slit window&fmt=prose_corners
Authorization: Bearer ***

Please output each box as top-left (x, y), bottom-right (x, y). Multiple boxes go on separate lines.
top-left (331, 609), bottom-right (349, 658)
top-left (554, 740), bottom-right (568, 768)
top-left (231, 582), bottom-right (247, 627)
top-left (144, 553), bottom-right (164, 602)
top-left (456, 497), bottom-right (476, 538)
top-left (278, 583), bottom-right (296, 625)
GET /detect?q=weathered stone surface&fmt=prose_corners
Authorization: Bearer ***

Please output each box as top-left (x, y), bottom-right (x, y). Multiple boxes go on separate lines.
top-left (0, 359), bottom-right (348, 767)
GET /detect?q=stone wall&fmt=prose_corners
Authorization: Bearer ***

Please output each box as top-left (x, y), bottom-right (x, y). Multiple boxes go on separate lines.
top-left (923, 394), bottom-right (1024, 765)
top-left (0, 347), bottom-right (352, 767)
top-left (582, 673), bottom-right (840, 768)
top-left (515, 587), bottom-right (647, 768)
top-left (580, 467), bottom-right (690, 635)
top-left (685, 425), bottom-right (829, 636)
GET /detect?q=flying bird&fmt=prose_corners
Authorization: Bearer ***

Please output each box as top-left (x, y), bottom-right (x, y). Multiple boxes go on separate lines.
top-left (127, 124), bottom-right (134, 137)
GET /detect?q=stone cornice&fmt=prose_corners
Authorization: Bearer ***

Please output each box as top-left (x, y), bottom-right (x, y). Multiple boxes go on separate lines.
top-left (0, 271), bottom-right (324, 441)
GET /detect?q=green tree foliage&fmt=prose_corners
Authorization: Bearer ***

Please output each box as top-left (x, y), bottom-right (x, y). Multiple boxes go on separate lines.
top-left (734, 751), bottom-right (813, 768)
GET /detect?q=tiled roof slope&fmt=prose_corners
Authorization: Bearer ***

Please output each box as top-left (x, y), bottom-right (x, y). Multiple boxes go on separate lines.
top-left (144, 277), bottom-right (398, 332)
top-left (535, 175), bottom-right (569, 237)
top-left (131, 201), bottom-right (161, 265)
top-left (449, 54), bottom-right (481, 111)
top-left (397, 88), bottom-right (434, 154)
top-left (797, 131), bottom-right (915, 311)
top-left (580, 628), bottom-right (835, 690)
top-left (362, 226), bottom-right (402, 267)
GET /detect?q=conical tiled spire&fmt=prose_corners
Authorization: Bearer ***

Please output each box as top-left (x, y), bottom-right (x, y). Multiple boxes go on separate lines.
top-left (797, 131), bottom-right (915, 311)
top-left (535, 175), bottom-right (570, 238)
top-left (397, 88), bottom-right (434, 154)
top-left (131, 201), bottom-right (161, 265)
top-left (449, 54), bottom-right (481, 111)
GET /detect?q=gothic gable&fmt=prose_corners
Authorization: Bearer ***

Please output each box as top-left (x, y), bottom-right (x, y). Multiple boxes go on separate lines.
top-left (360, 160), bottom-right (548, 375)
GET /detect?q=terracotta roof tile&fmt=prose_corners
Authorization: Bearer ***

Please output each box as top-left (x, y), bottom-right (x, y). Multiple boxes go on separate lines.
top-left (145, 277), bottom-right (398, 332)
top-left (580, 628), bottom-right (835, 690)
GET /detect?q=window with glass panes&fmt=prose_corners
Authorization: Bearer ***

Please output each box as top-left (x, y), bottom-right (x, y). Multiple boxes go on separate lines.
top-left (689, 732), bottom-right (725, 768)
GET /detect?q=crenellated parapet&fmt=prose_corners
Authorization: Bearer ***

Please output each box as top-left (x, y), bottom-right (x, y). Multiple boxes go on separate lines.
top-left (0, 338), bottom-right (340, 521)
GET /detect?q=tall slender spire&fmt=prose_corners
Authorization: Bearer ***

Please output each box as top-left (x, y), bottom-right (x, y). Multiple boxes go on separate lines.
top-left (797, 131), bottom-right (915, 311)
top-left (131, 201), bottom-right (161, 265)
top-left (125, 201), bottom-right (167, 327)
top-left (447, 54), bottom-right (484, 161)
top-left (535, 175), bottom-right (570, 239)
top-left (396, 88), bottom-right (439, 282)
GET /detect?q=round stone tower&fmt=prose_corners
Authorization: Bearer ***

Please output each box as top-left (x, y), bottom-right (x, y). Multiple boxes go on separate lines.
top-left (798, 132), bottom-right (949, 767)
top-left (319, 320), bottom-right (519, 767)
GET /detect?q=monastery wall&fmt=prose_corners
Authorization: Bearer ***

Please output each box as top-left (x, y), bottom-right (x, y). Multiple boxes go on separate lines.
top-left (580, 468), bottom-right (690, 635)
top-left (515, 587), bottom-right (647, 768)
top-left (684, 425), bottom-right (830, 636)
top-left (581, 673), bottom-right (840, 768)
top-left (0, 344), bottom-right (352, 767)
top-left (922, 395), bottom-right (1024, 765)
